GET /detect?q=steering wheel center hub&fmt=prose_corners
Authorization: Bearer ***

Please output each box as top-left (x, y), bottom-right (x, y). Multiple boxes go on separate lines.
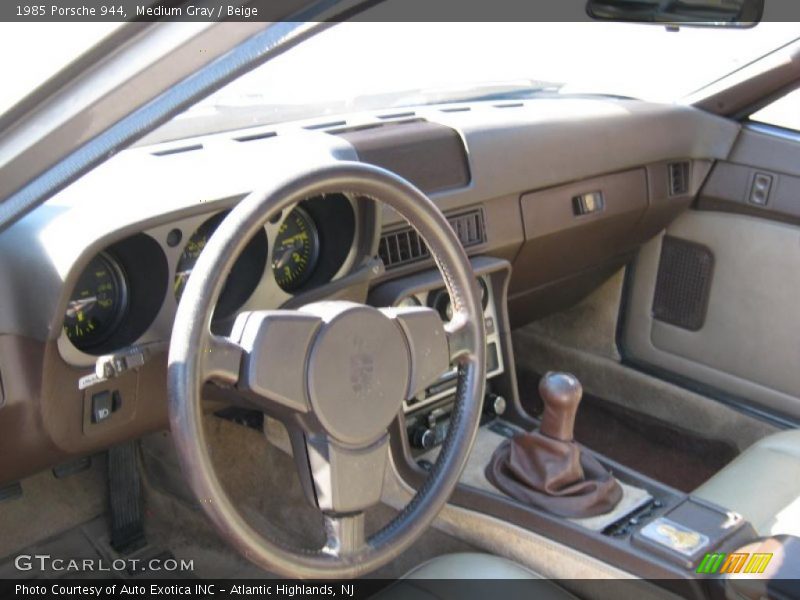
top-left (303, 302), bottom-right (410, 445)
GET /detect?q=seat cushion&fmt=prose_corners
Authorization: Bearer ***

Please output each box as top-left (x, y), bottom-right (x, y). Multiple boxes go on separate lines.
top-left (377, 553), bottom-right (578, 600)
top-left (694, 429), bottom-right (800, 537)
top-left (403, 552), bottom-right (545, 579)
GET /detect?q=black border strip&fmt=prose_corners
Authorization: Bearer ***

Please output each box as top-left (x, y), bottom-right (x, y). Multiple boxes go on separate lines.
top-left (5, 0), bottom-right (800, 22)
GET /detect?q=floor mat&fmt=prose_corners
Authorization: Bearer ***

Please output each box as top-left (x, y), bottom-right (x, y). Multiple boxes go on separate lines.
top-left (518, 370), bottom-right (739, 492)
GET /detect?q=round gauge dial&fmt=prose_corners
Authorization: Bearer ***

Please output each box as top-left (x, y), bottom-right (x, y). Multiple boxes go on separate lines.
top-left (272, 207), bottom-right (320, 291)
top-left (174, 214), bottom-right (221, 304)
top-left (429, 278), bottom-right (489, 321)
top-left (396, 295), bottom-right (422, 309)
top-left (63, 253), bottom-right (127, 350)
top-left (175, 212), bottom-right (268, 321)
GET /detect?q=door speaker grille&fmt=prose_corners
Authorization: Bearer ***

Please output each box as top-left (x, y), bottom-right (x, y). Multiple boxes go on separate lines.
top-left (652, 236), bottom-right (714, 331)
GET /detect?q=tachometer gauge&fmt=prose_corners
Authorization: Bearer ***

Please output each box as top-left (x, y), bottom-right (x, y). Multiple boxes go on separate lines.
top-left (272, 207), bottom-right (320, 291)
top-left (175, 211), bottom-right (268, 321)
top-left (174, 213), bottom-right (223, 303)
top-left (63, 253), bottom-right (127, 350)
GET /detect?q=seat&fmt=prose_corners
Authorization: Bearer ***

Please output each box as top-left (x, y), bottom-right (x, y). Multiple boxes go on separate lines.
top-left (694, 429), bottom-right (800, 537)
top-left (379, 553), bottom-right (578, 600)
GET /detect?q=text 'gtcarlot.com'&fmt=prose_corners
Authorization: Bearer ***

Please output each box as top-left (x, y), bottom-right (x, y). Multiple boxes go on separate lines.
top-left (14, 554), bottom-right (194, 573)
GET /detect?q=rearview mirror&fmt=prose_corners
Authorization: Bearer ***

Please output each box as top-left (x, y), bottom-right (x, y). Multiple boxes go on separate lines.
top-left (586, 0), bottom-right (764, 27)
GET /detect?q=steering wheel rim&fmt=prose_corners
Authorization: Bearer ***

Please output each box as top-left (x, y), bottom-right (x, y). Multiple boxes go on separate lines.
top-left (167, 161), bottom-right (486, 578)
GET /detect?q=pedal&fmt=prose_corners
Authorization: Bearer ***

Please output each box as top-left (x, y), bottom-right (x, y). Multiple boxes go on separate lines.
top-left (53, 456), bottom-right (92, 479)
top-left (108, 442), bottom-right (146, 554)
top-left (214, 406), bottom-right (264, 430)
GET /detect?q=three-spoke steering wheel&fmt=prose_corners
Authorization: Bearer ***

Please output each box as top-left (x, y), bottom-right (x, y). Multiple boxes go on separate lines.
top-left (168, 161), bottom-right (486, 578)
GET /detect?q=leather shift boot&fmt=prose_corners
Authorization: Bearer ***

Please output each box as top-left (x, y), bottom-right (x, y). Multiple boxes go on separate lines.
top-left (486, 430), bottom-right (623, 518)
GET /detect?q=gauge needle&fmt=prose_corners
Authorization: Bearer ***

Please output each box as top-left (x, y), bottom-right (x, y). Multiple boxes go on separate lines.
top-left (273, 240), bottom-right (303, 270)
top-left (280, 232), bottom-right (307, 245)
top-left (174, 270), bottom-right (192, 293)
top-left (66, 296), bottom-right (97, 318)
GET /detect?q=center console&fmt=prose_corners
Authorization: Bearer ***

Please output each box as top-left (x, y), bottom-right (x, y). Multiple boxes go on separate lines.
top-left (368, 256), bottom-right (516, 450)
top-left (370, 255), bottom-right (768, 600)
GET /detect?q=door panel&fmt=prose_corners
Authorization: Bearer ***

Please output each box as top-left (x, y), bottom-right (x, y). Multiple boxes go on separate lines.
top-left (622, 126), bottom-right (800, 422)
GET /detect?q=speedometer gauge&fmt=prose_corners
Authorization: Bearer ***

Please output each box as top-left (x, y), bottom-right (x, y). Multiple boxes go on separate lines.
top-left (272, 207), bottom-right (320, 291)
top-left (63, 253), bottom-right (127, 350)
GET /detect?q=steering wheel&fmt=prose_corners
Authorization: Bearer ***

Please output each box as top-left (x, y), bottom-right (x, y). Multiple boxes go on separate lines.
top-left (167, 161), bottom-right (486, 578)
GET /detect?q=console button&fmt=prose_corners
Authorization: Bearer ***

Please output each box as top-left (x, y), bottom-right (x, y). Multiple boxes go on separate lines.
top-left (485, 316), bottom-right (495, 335)
top-left (749, 172), bottom-right (772, 206)
top-left (572, 191), bottom-right (605, 215)
top-left (486, 393), bottom-right (507, 416)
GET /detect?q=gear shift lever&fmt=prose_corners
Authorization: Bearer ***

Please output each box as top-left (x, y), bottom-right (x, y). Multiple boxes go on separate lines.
top-left (539, 371), bottom-right (582, 441)
top-left (485, 372), bottom-right (622, 518)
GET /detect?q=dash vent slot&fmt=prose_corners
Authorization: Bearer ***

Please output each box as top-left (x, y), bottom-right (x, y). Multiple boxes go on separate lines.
top-left (235, 131), bottom-right (277, 143)
top-left (304, 120), bottom-right (347, 131)
top-left (152, 144), bottom-right (203, 157)
top-left (378, 111), bottom-right (416, 120)
top-left (378, 229), bottom-right (430, 268)
top-left (668, 161), bottom-right (691, 196)
top-left (378, 209), bottom-right (485, 269)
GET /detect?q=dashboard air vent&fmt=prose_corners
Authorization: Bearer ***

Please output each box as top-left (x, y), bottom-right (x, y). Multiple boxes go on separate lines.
top-left (668, 161), bottom-right (691, 196)
top-left (378, 209), bottom-right (486, 269)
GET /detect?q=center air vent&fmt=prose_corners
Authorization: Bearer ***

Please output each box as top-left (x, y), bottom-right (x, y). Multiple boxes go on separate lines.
top-left (668, 161), bottom-right (691, 196)
top-left (378, 209), bottom-right (486, 269)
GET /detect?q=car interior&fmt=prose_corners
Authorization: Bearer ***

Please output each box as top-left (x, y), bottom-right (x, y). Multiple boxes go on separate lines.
top-left (0, 7), bottom-right (799, 600)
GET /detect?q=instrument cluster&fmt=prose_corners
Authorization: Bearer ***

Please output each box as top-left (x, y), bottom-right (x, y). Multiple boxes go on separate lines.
top-left (62, 193), bottom-right (358, 357)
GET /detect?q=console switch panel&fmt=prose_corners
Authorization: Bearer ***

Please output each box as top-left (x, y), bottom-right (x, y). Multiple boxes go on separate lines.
top-left (749, 172), bottom-right (773, 206)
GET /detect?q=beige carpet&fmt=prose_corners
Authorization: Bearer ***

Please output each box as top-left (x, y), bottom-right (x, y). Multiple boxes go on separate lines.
top-left (140, 415), bottom-right (476, 578)
top-left (0, 454), bottom-right (107, 559)
top-left (512, 269), bottom-right (777, 453)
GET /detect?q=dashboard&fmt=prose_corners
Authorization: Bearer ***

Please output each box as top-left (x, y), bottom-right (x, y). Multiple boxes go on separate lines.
top-left (0, 94), bottom-right (741, 485)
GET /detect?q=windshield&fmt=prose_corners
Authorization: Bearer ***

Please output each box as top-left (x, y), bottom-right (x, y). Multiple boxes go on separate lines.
top-left (0, 23), bottom-right (120, 118)
top-left (157, 21), bottom-right (800, 139)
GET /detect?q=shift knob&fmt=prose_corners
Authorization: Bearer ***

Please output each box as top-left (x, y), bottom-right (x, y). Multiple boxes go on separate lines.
top-left (538, 371), bottom-right (582, 441)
